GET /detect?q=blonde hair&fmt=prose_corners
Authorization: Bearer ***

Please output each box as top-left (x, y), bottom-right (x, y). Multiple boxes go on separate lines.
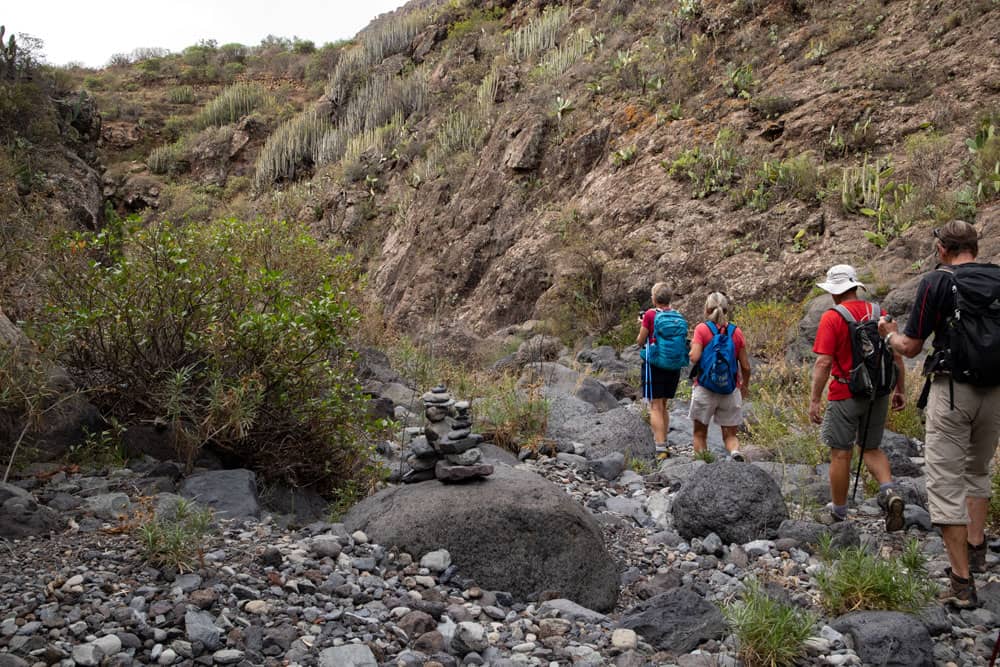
top-left (651, 282), bottom-right (673, 307)
top-left (704, 292), bottom-right (730, 326)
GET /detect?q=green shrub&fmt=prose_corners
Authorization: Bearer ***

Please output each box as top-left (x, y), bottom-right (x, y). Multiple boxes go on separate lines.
top-left (816, 537), bottom-right (937, 614)
top-left (167, 85), bottom-right (196, 104)
top-left (477, 383), bottom-right (550, 453)
top-left (138, 497), bottom-right (214, 572)
top-left (743, 153), bottom-right (822, 211)
top-left (693, 449), bottom-right (717, 463)
top-left (665, 127), bottom-right (744, 198)
top-left (724, 62), bottom-right (756, 99)
top-left (734, 301), bottom-right (803, 362)
top-left (724, 578), bottom-right (816, 667)
top-left (839, 156), bottom-right (914, 248)
top-left (966, 118), bottom-right (1000, 201)
top-left (42, 217), bottom-right (382, 496)
top-left (194, 82), bottom-right (270, 129)
top-left (507, 5), bottom-right (570, 61)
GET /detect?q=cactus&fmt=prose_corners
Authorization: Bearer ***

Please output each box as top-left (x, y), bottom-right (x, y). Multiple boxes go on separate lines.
top-left (0, 26), bottom-right (18, 81)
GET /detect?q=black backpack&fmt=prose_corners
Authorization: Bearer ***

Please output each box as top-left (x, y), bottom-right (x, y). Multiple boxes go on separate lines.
top-left (832, 302), bottom-right (897, 400)
top-left (939, 263), bottom-right (1000, 387)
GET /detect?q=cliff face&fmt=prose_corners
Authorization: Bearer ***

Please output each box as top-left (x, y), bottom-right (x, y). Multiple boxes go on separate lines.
top-left (25, 0), bottom-right (999, 345)
top-left (315, 0), bottom-right (1000, 339)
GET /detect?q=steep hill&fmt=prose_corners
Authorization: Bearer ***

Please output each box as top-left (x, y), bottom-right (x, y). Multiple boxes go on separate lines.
top-left (4, 0), bottom-right (1000, 347)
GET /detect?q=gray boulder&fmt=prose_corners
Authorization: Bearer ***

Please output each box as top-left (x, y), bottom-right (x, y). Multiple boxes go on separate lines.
top-left (777, 519), bottom-right (859, 552)
top-left (618, 588), bottom-right (726, 653)
top-left (576, 346), bottom-right (631, 376)
top-left (343, 464), bottom-right (619, 611)
top-left (318, 645), bottom-right (378, 667)
top-left (786, 293), bottom-right (834, 364)
top-left (0, 485), bottom-right (62, 539)
top-left (831, 611), bottom-right (933, 667)
top-left (590, 452), bottom-right (626, 481)
top-left (880, 432), bottom-right (923, 478)
top-left (537, 599), bottom-right (609, 624)
top-left (550, 406), bottom-right (653, 459)
top-left (179, 469), bottom-right (259, 519)
top-left (672, 462), bottom-right (789, 544)
top-left (519, 363), bottom-right (619, 413)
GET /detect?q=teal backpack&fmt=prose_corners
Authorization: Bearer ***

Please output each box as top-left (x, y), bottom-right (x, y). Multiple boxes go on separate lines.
top-left (640, 309), bottom-right (689, 370)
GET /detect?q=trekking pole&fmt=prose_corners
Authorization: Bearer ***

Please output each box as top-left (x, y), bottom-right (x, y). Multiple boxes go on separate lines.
top-left (851, 399), bottom-right (875, 503)
top-left (989, 629), bottom-right (1000, 667)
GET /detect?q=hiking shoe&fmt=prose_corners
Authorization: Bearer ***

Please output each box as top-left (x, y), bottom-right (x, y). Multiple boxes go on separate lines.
top-left (969, 541), bottom-right (988, 574)
top-left (823, 502), bottom-right (847, 524)
top-left (730, 451), bottom-right (746, 462)
top-left (883, 488), bottom-right (905, 532)
top-left (939, 567), bottom-right (978, 609)
top-left (655, 444), bottom-right (670, 460)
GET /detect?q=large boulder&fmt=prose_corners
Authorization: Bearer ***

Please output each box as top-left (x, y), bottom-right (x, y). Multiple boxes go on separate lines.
top-left (831, 611), bottom-right (933, 667)
top-left (672, 462), bottom-right (789, 543)
top-left (618, 588), bottom-right (726, 653)
top-left (880, 431), bottom-right (923, 479)
top-left (343, 464), bottom-right (619, 611)
top-left (0, 484), bottom-right (63, 539)
top-left (519, 363), bottom-right (619, 413)
top-left (549, 405), bottom-right (653, 459)
top-left (179, 469), bottom-right (260, 519)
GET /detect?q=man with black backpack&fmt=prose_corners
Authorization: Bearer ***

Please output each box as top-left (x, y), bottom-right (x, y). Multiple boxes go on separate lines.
top-left (808, 264), bottom-right (907, 532)
top-left (879, 220), bottom-right (1000, 609)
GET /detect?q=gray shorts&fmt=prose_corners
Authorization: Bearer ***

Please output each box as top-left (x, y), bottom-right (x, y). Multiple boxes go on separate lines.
top-left (820, 394), bottom-right (890, 451)
top-left (688, 384), bottom-right (743, 427)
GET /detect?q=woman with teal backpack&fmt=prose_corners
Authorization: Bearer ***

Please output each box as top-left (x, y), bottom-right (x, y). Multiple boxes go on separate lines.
top-left (636, 282), bottom-right (689, 458)
top-left (688, 292), bottom-right (752, 461)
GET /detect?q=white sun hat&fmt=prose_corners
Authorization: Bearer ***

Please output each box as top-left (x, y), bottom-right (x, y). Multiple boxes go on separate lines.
top-left (817, 264), bottom-right (866, 295)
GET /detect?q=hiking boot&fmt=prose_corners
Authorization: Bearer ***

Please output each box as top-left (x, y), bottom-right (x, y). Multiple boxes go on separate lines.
top-left (969, 541), bottom-right (988, 574)
top-left (655, 443), bottom-right (670, 460)
top-left (730, 451), bottom-right (746, 462)
top-left (882, 488), bottom-right (905, 532)
top-left (939, 567), bottom-right (978, 609)
top-left (822, 502), bottom-right (847, 524)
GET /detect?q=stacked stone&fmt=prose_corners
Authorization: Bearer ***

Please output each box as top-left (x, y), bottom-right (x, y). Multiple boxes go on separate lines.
top-left (402, 386), bottom-right (493, 484)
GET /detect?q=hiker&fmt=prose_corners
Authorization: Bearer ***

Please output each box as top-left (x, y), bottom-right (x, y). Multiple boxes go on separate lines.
top-left (688, 292), bottom-right (751, 461)
top-left (878, 221), bottom-right (1000, 608)
top-left (808, 264), bottom-right (906, 531)
top-left (636, 282), bottom-right (688, 458)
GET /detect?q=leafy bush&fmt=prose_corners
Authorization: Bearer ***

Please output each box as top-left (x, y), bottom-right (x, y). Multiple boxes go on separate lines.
top-left (724, 578), bottom-right (816, 667)
top-left (138, 497), bottom-right (214, 572)
top-left (666, 128), bottom-right (744, 198)
top-left (724, 63), bottom-right (756, 99)
top-left (816, 537), bottom-right (937, 614)
top-left (743, 153), bottom-right (822, 211)
top-left (42, 217), bottom-right (382, 496)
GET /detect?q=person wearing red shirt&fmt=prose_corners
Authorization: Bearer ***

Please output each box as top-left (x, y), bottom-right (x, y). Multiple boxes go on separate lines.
top-left (808, 264), bottom-right (906, 530)
top-left (636, 282), bottom-right (683, 456)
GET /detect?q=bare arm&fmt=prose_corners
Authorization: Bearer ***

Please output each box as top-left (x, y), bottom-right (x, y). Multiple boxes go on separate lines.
top-left (809, 354), bottom-right (833, 424)
top-left (737, 345), bottom-right (751, 397)
top-left (689, 339), bottom-right (704, 366)
top-left (636, 325), bottom-right (650, 347)
top-left (878, 317), bottom-right (925, 359)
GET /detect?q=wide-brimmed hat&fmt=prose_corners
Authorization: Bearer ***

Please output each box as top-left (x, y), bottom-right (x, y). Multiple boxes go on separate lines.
top-left (817, 264), bottom-right (865, 295)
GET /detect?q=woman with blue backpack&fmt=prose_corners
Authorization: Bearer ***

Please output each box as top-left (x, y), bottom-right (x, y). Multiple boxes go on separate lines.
top-left (636, 282), bottom-right (689, 458)
top-left (689, 292), bottom-right (752, 461)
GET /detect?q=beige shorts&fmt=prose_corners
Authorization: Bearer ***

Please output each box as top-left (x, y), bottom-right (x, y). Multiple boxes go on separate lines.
top-left (924, 377), bottom-right (1000, 525)
top-left (688, 384), bottom-right (743, 427)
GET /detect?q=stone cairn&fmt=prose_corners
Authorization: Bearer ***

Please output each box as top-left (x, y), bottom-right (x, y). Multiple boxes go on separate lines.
top-left (402, 386), bottom-right (494, 484)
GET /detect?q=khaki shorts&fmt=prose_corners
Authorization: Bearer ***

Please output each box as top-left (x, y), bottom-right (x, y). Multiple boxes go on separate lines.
top-left (925, 377), bottom-right (1000, 525)
top-left (688, 384), bottom-right (743, 427)
top-left (820, 395), bottom-right (890, 451)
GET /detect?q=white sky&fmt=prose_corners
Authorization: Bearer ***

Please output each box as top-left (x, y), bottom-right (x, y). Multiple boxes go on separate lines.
top-left (5, 1), bottom-right (409, 68)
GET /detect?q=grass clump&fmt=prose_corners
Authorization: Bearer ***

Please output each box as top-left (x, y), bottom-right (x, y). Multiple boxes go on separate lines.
top-left (167, 85), bottom-right (196, 104)
top-left (733, 300), bottom-right (803, 363)
top-left (815, 536), bottom-right (937, 614)
top-left (693, 449), bottom-right (717, 463)
top-left (138, 497), bottom-right (214, 572)
top-left (723, 578), bottom-right (816, 667)
top-left (476, 382), bottom-right (549, 453)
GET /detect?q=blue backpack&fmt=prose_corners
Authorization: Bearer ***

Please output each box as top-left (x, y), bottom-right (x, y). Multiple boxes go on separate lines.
top-left (698, 322), bottom-right (738, 394)
top-left (640, 309), bottom-right (689, 370)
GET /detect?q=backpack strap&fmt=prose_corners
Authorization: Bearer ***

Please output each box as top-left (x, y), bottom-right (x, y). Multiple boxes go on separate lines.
top-left (830, 305), bottom-right (856, 384)
top-left (706, 321), bottom-right (719, 336)
top-left (832, 304), bottom-right (857, 324)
